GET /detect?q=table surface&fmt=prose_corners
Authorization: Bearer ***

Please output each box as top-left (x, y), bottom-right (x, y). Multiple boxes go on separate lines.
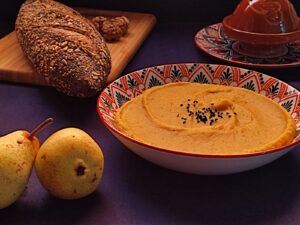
top-left (1, 2), bottom-right (300, 225)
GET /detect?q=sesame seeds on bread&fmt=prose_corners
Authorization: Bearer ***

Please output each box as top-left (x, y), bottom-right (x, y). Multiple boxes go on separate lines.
top-left (15, 0), bottom-right (111, 97)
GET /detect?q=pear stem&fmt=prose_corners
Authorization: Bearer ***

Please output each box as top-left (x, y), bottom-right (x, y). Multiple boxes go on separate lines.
top-left (28, 118), bottom-right (54, 140)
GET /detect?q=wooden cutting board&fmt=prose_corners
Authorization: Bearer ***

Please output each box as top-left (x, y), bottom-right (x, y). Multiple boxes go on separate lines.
top-left (0, 8), bottom-right (156, 85)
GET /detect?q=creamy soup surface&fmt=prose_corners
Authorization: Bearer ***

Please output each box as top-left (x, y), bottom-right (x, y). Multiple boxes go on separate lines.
top-left (115, 82), bottom-right (296, 155)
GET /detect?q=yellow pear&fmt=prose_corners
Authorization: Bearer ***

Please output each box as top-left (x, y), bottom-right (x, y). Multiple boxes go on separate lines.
top-left (0, 130), bottom-right (39, 209)
top-left (35, 128), bottom-right (104, 200)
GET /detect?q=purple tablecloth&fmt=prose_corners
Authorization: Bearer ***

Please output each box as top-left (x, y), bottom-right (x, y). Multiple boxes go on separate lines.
top-left (1, 2), bottom-right (300, 225)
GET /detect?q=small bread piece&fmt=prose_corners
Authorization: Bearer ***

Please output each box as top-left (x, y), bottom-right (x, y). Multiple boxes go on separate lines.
top-left (91, 16), bottom-right (130, 42)
top-left (15, 0), bottom-right (111, 97)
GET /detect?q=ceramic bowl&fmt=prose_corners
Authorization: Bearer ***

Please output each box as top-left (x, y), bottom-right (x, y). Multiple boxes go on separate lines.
top-left (222, 0), bottom-right (300, 58)
top-left (97, 63), bottom-right (300, 175)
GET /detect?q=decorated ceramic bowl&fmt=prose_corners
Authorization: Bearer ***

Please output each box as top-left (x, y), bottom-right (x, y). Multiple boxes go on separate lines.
top-left (97, 63), bottom-right (300, 175)
top-left (222, 0), bottom-right (300, 58)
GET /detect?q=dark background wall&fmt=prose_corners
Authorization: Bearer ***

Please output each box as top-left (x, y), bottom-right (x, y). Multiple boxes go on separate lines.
top-left (1, 0), bottom-right (300, 33)
top-left (3, 0), bottom-right (300, 21)
top-left (0, 0), bottom-right (241, 22)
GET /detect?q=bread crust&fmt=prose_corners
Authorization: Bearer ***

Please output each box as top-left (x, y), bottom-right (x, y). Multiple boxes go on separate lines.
top-left (15, 0), bottom-right (111, 97)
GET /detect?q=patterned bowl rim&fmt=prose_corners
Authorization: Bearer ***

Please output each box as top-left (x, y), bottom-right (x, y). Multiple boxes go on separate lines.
top-left (194, 23), bottom-right (300, 69)
top-left (97, 63), bottom-right (300, 159)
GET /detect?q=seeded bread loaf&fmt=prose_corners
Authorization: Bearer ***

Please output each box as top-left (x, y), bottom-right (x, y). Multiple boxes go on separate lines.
top-left (15, 0), bottom-right (111, 97)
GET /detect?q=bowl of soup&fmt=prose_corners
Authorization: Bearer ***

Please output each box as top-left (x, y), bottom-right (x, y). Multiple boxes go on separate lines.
top-left (97, 63), bottom-right (300, 175)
